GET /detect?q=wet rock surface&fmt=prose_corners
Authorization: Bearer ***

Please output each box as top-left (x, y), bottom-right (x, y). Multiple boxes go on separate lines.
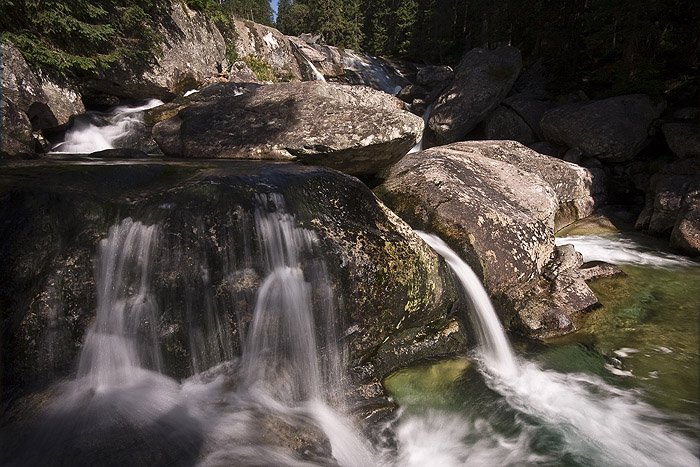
top-left (0, 159), bottom-right (459, 398)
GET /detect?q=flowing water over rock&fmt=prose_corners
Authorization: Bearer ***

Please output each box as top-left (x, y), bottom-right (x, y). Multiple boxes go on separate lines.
top-left (50, 99), bottom-right (163, 154)
top-left (397, 232), bottom-right (699, 467)
top-left (1, 159), bottom-right (697, 466)
top-left (4, 198), bottom-right (375, 466)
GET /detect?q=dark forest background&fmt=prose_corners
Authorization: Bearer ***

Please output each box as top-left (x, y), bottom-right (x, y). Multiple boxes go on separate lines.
top-left (2, 0), bottom-right (698, 98)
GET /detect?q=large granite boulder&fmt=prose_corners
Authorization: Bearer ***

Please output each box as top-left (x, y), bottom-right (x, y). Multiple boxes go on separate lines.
top-left (484, 106), bottom-right (536, 144)
top-left (1, 41), bottom-right (84, 131)
top-left (425, 47), bottom-right (522, 147)
top-left (152, 81), bottom-right (424, 176)
top-left (375, 140), bottom-right (604, 337)
top-left (0, 159), bottom-right (461, 397)
top-left (636, 158), bottom-right (700, 256)
top-left (662, 122), bottom-right (700, 159)
top-left (540, 94), bottom-right (662, 162)
top-left (85, 2), bottom-right (227, 100)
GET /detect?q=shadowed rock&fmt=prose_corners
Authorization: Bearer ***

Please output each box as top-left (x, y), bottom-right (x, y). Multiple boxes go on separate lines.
top-left (425, 47), bottom-right (522, 147)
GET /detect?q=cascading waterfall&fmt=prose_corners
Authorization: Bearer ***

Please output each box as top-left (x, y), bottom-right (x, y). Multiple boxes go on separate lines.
top-left (414, 231), bottom-right (699, 467)
top-left (555, 233), bottom-right (698, 267)
top-left (10, 200), bottom-right (376, 467)
top-left (409, 104), bottom-right (433, 154)
top-left (50, 99), bottom-right (163, 154)
top-left (342, 51), bottom-right (407, 95)
top-left (233, 193), bottom-right (374, 466)
top-left (77, 218), bottom-right (161, 385)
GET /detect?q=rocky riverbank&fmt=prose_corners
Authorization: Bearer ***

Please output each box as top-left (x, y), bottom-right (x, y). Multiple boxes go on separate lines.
top-left (1, 1), bottom-right (698, 416)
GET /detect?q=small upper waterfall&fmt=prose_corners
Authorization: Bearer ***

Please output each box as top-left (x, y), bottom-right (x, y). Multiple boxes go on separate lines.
top-left (417, 231), bottom-right (517, 377)
top-left (51, 99), bottom-right (163, 154)
top-left (409, 103), bottom-right (433, 154)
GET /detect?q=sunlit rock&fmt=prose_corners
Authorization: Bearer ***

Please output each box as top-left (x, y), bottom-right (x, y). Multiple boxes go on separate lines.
top-left (152, 81), bottom-right (424, 176)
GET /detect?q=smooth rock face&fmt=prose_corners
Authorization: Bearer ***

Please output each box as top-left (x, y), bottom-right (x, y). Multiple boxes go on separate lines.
top-left (152, 81), bottom-right (424, 176)
top-left (0, 160), bottom-right (459, 395)
top-left (540, 94), bottom-right (660, 162)
top-left (375, 141), bottom-right (603, 337)
top-left (1, 41), bottom-right (84, 131)
top-left (87, 2), bottom-right (227, 100)
top-left (636, 158), bottom-right (700, 256)
top-left (425, 47), bottom-right (522, 147)
top-left (662, 123), bottom-right (700, 159)
top-left (415, 65), bottom-right (455, 89)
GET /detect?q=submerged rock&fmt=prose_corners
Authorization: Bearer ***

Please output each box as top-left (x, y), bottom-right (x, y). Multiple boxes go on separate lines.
top-left (540, 94), bottom-right (662, 162)
top-left (375, 140), bottom-right (604, 337)
top-left (152, 81), bottom-right (424, 176)
top-left (425, 47), bottom-right (522, 147)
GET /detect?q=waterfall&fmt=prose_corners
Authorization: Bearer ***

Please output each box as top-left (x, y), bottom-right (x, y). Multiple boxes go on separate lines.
top-left (291, 42), bottom-right (326, 82)
top-left (240, 194), bottom-right (329, 402)
top-left (77, 218), bottom-right (161, 386)
top-left (409, 103), bottom-right (433, 154)
top-left (234, 193), bottom-right (374, 466)
top-left (413, 230), bottom-right (699, 467)
top-left (342, 51), bottom-right (407, 95)
top-left (417, 231), bottom-right (517, 377)
top-left (51, 99), bottom-right (163, 154)
top-left (556, 233), bottom-right (698, 267)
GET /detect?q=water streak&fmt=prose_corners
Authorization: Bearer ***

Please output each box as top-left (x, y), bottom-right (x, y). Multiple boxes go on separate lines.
top-left (416, 231), bottom-right (517, 377)
top-left (555, 234), bottom-right (698, 267)
top-left (51, 99), bottom-right (163, 153)
top-left (417, 230), bottom-right (699, 467)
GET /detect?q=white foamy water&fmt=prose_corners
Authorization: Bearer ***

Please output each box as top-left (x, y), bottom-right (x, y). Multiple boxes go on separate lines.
top-left (12, 199), bottom-right (377, 467)
top-left (409, 104), bottom-right (433, 154)
top-left (409, 231), bottom-right (699, 467)
top-left (555, 234), bottom-right (698, 267)
top-left (51, 99), bottom-right (163, 153)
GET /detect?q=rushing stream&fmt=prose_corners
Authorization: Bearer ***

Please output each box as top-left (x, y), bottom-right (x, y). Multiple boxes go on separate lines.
top-left (387, 233), bottom-right (699, 467)
top-left (0, 154), bottom-right (697, 465)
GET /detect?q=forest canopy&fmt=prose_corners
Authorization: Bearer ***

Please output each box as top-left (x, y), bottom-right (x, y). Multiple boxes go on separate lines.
top-left (276, 0), bottom-right (699, 97)
top-left (1, 0), bottom-right (697, 98)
